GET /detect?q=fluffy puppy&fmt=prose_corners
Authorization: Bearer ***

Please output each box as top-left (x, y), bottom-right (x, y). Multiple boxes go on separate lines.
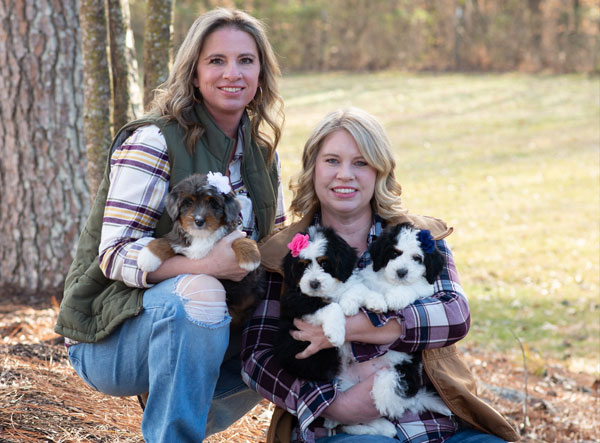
top-left (339, 223), bottom-right (450, 436)
top-left (275, 226), bottom-right (358, 382)
top-left (138, 172), bottom-right (261, 328)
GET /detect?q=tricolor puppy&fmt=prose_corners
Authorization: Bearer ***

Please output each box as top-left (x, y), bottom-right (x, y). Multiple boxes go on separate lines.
top-left (339, 223), bottom-right (450, 436)
top-left (275, 226), bottom-right (358, 382)
top-left (138, 172), bottom-right (262, 328)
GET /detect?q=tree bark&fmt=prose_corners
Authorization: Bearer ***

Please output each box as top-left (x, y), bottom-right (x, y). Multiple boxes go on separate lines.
top-left (0, 0), bottom-right (89, 291)
top-left (107, 0), bottom-right (142, 131)
top-left (143, 0), bottom-right (174, 109)
top-left (80, 0), bottom-right (112, 198)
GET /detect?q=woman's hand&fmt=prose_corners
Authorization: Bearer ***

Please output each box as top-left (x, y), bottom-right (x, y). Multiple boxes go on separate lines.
top-left (320, 374), bottom-right (381, 424)
top-left (199, 230), bottom-right (250, 281)
top-left (291, 318), bottom-right (334, 359)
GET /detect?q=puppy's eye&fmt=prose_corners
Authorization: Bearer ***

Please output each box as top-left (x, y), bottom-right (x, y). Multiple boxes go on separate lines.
top-left (317, 256), bottom-right (329, 266)
top-left (391, 249), bottom-right (403, 259)
top-left (297, 259), bottom-right (310, 266)
top-left (208, 197), bottom-right (220, 210)
top-left (181, 198), bottom-right (193, 208)
top-left (412, 255), bottom-right (423, 264)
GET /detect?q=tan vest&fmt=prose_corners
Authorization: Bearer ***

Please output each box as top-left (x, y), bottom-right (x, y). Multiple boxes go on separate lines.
top-left (259, 211), bottom-right (520, 443)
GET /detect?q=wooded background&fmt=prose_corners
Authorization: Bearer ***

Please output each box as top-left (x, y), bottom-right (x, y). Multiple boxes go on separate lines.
top-left (164, 0), bottom-right (599, 73)
top-left (0, 0), bottom-right (598, 292)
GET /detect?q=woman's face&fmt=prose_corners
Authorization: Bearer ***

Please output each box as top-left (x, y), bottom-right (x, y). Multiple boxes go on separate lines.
top-left (313, 129), bottom-right (377, 221)
top-left (194, 26), bottom-right (260, 126)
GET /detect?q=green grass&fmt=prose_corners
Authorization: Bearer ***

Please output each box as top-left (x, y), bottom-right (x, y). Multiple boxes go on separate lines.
top-left (277, 72), bottom-right (600, 374)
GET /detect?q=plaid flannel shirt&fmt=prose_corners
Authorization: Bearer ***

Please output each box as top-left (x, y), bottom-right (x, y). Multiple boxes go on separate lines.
top-left (241, 217), bottom-right (468, 442)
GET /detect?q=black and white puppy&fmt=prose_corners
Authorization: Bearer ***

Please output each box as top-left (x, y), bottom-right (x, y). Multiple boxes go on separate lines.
top-left (138, 172), bottom-right (261, 329)
top-left (340, 223), bottom-right (450, 436)
top-left (275, 226), bottom-right (358, 382)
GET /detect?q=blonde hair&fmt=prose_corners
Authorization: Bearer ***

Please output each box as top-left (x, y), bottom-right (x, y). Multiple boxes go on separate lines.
top-left (149, 8), bottom-right (284, 164)
top-left (289, 107), bottom-right (405, 221)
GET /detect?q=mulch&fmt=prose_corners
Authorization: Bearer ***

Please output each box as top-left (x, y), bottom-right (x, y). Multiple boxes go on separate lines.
top-left (0, 288), bottom-right (597, 442)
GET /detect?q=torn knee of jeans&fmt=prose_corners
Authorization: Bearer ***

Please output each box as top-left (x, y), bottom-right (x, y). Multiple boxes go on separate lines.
top-left (175, 275), bottom-right (228, 324)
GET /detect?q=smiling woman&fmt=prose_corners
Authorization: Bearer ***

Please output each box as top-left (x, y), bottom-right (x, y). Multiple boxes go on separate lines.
top-left (194, 26), bottom-right (261, 137)
top-left (55, 7), bottom-right (286, 442)
top-left (314, 129), bottom-right (377, 251)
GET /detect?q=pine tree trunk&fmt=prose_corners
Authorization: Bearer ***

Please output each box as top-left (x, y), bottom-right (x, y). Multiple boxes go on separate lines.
top-left (107, 0), bottom-right (142, 131)
top-left (0, 0), bottom-right (89, 291)
top-left (143, 0), bottom-right (174, 109)
top-left (80, 0), bottom-right (112, 198)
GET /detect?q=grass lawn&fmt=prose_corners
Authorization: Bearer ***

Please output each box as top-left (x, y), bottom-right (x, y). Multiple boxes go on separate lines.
top-left (277, 72), bottom-right (599, 375)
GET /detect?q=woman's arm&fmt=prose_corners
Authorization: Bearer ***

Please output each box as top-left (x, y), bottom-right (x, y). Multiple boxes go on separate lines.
top-left (99, 125), bottom-right (248, 287)
top-left (292, 240), bottom-right (469, 360)
top-left (146, 230), bottom-right (250, 283)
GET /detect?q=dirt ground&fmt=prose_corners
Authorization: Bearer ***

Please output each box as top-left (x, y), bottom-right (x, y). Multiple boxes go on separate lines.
top-left (0, 288), bottom-right (598, 443)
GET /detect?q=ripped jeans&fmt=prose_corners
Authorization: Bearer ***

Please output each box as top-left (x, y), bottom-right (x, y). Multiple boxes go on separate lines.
top-left (68, 274), bottom-right (261, 442)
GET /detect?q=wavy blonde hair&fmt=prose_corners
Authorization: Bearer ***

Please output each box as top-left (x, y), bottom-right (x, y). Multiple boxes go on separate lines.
top-left (289, 107), bottom-right (405, 221)
top-left (148, 8), bottom-right (284, 164)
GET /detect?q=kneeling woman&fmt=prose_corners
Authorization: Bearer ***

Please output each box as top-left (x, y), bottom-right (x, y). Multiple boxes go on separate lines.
top-left (241, 108), bottom-right (519, 443)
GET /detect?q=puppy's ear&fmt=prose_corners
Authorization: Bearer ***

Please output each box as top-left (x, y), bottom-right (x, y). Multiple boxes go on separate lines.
top-left (329, 231), bottom-right (357, 282)
top-left (165, 188), bottom-right (181, 221)
top-left (369, 227), bottom-right (397, 272)
top-left (223, 192), bottom-right (241, 226)
top-left (282, 252), bottom-right (298, 289)
top-left (424, 244), bottom-right (445, 284)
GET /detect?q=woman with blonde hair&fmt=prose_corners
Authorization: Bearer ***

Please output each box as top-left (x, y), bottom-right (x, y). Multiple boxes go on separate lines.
top-left (242, 108), bottom-right (519, 442)
top-left (55, 8), bottom-right (285, 441)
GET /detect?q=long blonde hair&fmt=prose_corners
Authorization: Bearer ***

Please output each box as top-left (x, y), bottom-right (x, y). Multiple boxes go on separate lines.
top-left (149, 8), bottom-right (284, 164)
top-left (289, 108), bottom-right (405, 220)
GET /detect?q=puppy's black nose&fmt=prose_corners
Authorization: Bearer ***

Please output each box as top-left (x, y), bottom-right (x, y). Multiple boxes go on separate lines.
top-left (195, 217), bottom-right (205, 228)
top-left (310, 280), bottom-right (321, 290)
top-left (396, 269), bottom-right (408, 279)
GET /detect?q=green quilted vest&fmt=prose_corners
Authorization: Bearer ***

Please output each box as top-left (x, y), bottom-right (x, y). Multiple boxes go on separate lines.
top-left (55, 103), bottom-right (278, 343)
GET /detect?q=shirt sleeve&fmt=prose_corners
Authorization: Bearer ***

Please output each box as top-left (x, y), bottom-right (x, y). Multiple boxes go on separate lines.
top-left (350, 239), bottom-right (471, 359)
top-left (241, 271), bottom-right (337, 436)
top-left (98, 125), bottom-right (171, 288)
top-left (273, 152), bottom-right (287, 230)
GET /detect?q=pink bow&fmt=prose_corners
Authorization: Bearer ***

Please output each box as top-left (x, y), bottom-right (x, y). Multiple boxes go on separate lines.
top-left (287, 233), bottom-right (310, 258)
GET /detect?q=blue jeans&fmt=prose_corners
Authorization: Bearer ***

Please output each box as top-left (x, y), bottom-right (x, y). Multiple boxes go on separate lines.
top-left (315, 429), bottom-right (507, 443)
top-left (68, 276), bottom-right (261, 442)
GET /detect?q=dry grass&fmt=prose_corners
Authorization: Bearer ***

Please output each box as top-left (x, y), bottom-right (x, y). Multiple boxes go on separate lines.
top-left (1, 291), bottom-right (598, 442)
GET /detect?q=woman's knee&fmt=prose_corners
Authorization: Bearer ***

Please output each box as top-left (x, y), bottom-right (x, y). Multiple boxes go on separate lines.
top-left (175, 274), bottom-right (229, 325)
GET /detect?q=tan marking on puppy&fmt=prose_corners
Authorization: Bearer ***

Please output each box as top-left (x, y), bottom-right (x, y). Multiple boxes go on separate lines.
top-left (147, 238), bottom-right (177, 261)
top-left (228, 293), bottom-right (259, 329)
top-left (202, 213), bottom-right (222, 231)
top-left (232, 238), bottom-right (261, 271)
top-left (179, 207), bottom-right (221, 234)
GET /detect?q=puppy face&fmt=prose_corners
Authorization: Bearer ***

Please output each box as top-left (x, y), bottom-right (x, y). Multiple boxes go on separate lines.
top-left (166, 174), bottom-right (240, 238)
top-left (283, 226), bottom-right (357, 299)
top-left (369, 223), bottom-right (444, 286)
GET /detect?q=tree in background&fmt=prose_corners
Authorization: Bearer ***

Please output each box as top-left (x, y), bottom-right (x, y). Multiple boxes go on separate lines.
top-left (108, 0), bottom-right (143, 131)
top-left (143, 0), bottom-right (174, 109)
top-left (0, 0), bottom-right (171, 292)
top-left (0, 0), bottom-right (88, 291)
top-left (80, 0), bottom-right (113, 199)
top-left (81, 0), bottom-right (145, 197)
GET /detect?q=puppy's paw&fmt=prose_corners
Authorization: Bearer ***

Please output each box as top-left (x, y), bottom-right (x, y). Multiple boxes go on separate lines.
top-left (138, 238), bottom-right (174, 272)
top-left (363, 291), bottom-right (388, 313)
top-left (232, 238), bottom-right (261, 271)
top-left (338, 298), bottom-right (360, 316)
top-left (138, 247), bottom-right (163, 272)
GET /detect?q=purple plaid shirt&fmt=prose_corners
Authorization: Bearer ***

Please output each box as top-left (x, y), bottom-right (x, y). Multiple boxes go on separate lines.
top-left (241, 218), bottom-right (468, 442)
